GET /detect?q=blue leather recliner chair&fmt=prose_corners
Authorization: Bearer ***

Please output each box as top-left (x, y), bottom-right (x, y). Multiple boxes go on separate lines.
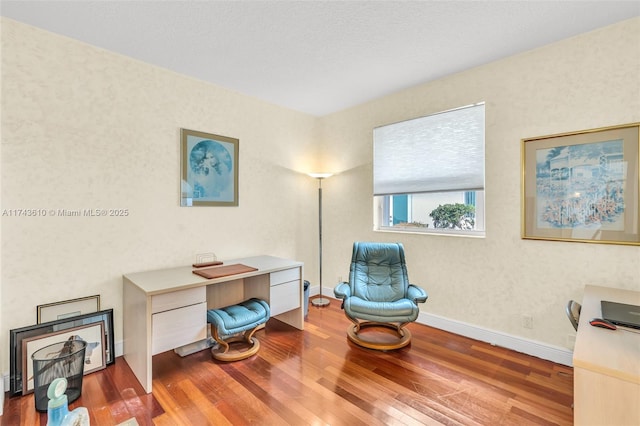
top-left (334, 242), bottom-right (428, 350)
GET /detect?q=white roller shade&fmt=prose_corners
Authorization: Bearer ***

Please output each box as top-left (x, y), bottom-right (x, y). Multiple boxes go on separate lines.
top-left (373, 103), bottom-right (485, 196)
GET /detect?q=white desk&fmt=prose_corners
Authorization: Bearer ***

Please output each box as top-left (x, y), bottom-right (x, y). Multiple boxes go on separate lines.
top-left (122, 255), bottom-right (304, 393)
top-left (573, 285), bottom-right (640, 425)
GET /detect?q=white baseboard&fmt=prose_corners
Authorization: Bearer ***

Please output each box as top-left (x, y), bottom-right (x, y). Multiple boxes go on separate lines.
top-left (309, 284), bottom-right (320, 297)
top-left (115, 340), bottom-right (123, 359)
top-left (0, 375), bottom-right (4, 416)
top-left (416, 311), bottom-right (573, 366)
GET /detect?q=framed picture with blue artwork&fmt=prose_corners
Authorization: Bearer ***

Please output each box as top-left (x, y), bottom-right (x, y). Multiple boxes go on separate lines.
top-left (521, 122), bottom-right (639, 245)
top-left (181, 128), bottom-right (239, 206)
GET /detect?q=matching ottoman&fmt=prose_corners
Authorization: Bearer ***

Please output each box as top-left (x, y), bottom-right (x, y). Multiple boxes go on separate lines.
top-left (207, 298), bottom-right (270, 361)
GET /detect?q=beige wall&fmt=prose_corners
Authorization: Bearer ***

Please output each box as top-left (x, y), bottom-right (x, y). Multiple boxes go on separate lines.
top-left (1, 16), bottom-right (639, 381)
top-left (0, 18), bottom-right (320, 376)
top-left (319, 17), bottom-right (640, 348)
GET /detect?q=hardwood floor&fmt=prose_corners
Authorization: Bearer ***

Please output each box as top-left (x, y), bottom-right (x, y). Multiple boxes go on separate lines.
top-left (2, 297), bottom-right (574, 425)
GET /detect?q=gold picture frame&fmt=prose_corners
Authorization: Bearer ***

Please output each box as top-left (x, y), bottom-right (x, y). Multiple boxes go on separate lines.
top-left (180, 128), bottom-right (239, 207)
top-left (37, 295), bottom-right (100, 324)
top-left (521, 123), bottom-right (639, 245)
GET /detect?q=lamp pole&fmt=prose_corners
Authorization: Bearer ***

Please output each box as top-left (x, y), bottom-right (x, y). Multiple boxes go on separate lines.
top-left (309, 173), bottom-right (332, 307)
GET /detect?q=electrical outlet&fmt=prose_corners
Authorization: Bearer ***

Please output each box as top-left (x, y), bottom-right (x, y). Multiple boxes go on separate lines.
top-left (522, 315), bottom-right (534, 329)
top-left (338, 276), bottom-right (343, 283)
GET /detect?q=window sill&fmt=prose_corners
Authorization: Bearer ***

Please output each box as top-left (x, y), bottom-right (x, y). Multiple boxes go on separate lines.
top-left (374, 226), bottom-right (485, 238)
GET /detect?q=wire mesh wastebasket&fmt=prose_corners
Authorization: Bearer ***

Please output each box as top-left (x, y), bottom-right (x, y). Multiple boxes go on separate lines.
top-left (31, 339), bottom-right (86, 412)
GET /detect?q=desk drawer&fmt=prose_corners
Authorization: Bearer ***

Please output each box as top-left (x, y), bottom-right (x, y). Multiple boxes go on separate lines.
top-left (152, 302), bottom-right (207, 355)
top-left (270, 268), bottom-right (300, 286)
top-left (152, 286), bottom-right (206, 314)
top-left (270, 280), bottom-right (300, 316)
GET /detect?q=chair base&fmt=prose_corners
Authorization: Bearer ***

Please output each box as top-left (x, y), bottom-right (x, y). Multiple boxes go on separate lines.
top-left (211, 334), bottom-right (261, 362)
top-left (346, 322), bottom-right (412, 351)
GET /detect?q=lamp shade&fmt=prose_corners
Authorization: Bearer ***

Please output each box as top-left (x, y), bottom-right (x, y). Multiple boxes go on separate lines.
top-left (308, 172), bottom-right (333, 179)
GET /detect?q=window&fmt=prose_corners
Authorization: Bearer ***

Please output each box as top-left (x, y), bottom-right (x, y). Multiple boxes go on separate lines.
top-left (373, 103), bottom-right (485, 236)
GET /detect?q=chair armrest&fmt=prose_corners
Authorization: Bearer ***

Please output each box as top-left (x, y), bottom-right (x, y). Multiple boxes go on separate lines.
top-left (407, 285), bottom-right (428, 304)
top-left (334, 282), bottom-right (351, 300)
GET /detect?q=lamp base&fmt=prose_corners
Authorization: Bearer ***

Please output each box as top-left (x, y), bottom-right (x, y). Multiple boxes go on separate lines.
top-left (311, 297), bottom-right (331, 307)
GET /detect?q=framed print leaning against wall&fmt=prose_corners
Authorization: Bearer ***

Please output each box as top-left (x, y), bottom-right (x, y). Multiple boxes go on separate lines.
top-left (37, 294), bottom-right (100, 324)
top-left (521, 122), bottom-right (640, 245)
top-left (9, 309), bottom-right (115, 395)
top-left (180, 128), bottom-right (239, 207)
top-left (21, 322), bottom-right (106, 395)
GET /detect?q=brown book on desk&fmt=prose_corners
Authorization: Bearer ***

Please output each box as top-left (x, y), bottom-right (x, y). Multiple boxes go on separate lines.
top-left (192, 263), bottom-right (258, 279)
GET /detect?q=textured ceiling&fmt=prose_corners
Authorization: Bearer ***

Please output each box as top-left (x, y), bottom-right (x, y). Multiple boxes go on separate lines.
top-left (1, 1), bottom-right (639, 116)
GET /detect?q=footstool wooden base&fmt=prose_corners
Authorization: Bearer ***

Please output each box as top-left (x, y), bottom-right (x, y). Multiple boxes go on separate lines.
top-left (207, 298), bottom-right (270, 362)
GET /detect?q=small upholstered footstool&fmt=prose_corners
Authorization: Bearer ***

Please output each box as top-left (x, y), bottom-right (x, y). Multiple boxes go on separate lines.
top-left (207, 298), bottom-right (270, 361)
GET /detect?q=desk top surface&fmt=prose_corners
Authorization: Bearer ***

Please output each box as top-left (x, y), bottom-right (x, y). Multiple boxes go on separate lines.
top-left (573, 285), bottom-right (640, 384)
top-left (123, 255), bottom-right (303, 295)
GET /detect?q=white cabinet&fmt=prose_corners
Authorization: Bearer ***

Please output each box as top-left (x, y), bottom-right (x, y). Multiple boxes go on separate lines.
top-left (269, 268), bottom-right (301, 316)
top-left (151, 286), bottom-right (205, 314)
top-left (573, 285), bottom-right (640, 425)
top-left (151, 287), bottom-right (206, 355)
top-left (152, 302), bottom-right (207, 355)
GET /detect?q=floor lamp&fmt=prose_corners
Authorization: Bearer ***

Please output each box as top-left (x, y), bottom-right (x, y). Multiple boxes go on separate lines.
top-left (308, 173), bottom-right (332, 307)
